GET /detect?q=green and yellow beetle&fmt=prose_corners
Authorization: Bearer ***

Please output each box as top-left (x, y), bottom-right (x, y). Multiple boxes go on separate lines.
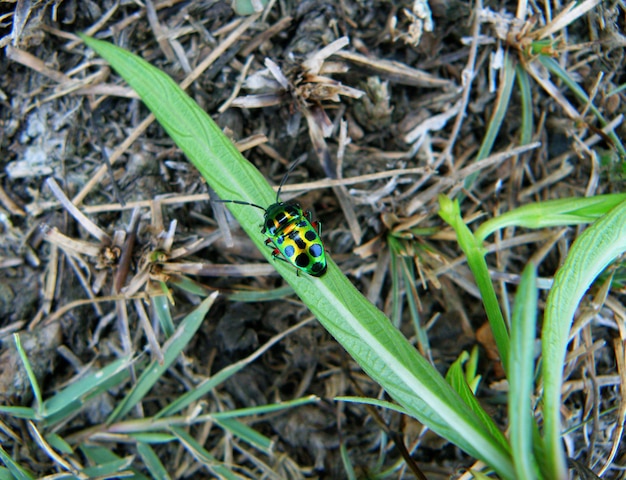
top-left (213, 161), bottom-right (327, 277)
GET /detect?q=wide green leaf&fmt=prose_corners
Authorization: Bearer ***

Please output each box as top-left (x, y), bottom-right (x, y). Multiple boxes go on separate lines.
top-left (509, 264), bottom-right (541, 480)
top-left (542, 199), bottom-right (626, 479)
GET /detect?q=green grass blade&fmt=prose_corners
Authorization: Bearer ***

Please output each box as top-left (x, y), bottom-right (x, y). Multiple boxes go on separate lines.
top-left (128, 433), bottom-right (175, 444)
top-left (0, 446), bottom-right (34, 480)
top-left (80, 35), bottom-right (515, 477)
top-left (156, 360), bottom-right (316, 420)
top-left (169, 426), bottom-right (242, 479)
top-left (80, 445), bottom-right (146, 479)
top-left (463, 51), bottom-right (516, 192)
top-left (154, 361), bottom-right (248, 419)
top-left (340, 441), bottom-right (358, 480)
top-left (13, 334), bottom-right (43, 414)
top-left (388, 236), bottom-right (404, 328)
top-left (211, 395), bottom-right (319, 419)
top-left (542, 199), bottom-right (626, 479)
top-left (136, 442), bottom-right (171, 480)
top-left (446, 352), bottom-right (509, 452)
top-left (438, 196), bottom-right (510, 373)
top-left (44, 433), bottom-right (73, 454)
top-left (42, 356), bottom-right (132, 421)
top-left (515, 64), bottom-right (533, 145)
top-left (400, 256), bottom-right (430, 355)
top-left (337, 396), bottom-right (410, 415)
top-left (214, 418), bottom-right (273, 453)
top-left (226, 285), bottom-right (295, 301)
top-left (107, 292), bottom-right (218, 423)
top-left (539, 56), bottom-right (626, 158)
top-left (474, 193), bottom-right (626, 243)
top-left (0, 406), bottom-right (37, 420)
top-left (509, 263), bottom-right (541, 480)
top-left (152, 291), bottom-right (175, 338)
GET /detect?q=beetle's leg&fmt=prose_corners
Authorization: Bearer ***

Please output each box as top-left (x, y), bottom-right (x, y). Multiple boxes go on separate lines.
top-left (304, 210), bottom-right (323, 237)
top-left (264, 238), bottom-right (280, 257)
top-left (311, 219), bottom-right (322, 237)
top-left (314, 220), bottom-right (322, 237)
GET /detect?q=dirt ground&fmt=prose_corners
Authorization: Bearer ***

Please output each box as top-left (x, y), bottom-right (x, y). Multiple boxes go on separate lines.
top-left (1, 0), bottom-right (625, 478)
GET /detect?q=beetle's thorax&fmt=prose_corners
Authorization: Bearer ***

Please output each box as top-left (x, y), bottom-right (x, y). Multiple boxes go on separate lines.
top-left (263, 202), bottom-right (303, 236)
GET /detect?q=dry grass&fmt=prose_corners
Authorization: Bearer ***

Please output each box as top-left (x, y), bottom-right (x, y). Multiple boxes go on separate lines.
top-left (0, 0), bottom-right (625, 478)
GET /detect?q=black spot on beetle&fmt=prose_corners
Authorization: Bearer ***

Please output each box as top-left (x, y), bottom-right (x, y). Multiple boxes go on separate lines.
top-left (295, 253), bottom-right (310, 267)
top-left (305, 230), bottom-right (317, 241)
top-left (311, 261), bottom-right (327, 276)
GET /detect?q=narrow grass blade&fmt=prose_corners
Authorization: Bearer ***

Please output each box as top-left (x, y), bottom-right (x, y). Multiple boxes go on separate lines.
top-left (0, 446), bottom-right (34, 480)
top-left (108, 292), bottom-right (218, 422)
top-left (80, 36), bottom-right (515, 477)
top-left (475, 193), bottom-right (626, 243)
top-left (0, 406), bottom-right (37, 420)
top-left (155, 342), bottom-right (318, 419)
top-left (80, 445), bottom-right (143, 479)
top-left (340, 442), bottom-right (358, 480)
top-left (439, 196), bottom-right (510, 373)
top-left (446, 353), bottom-right (509, 452)
top-left (336, 396), bottom-right (409, 415)
top-left (214, 418), bottom-right (273, 453)
top-left (42, 355), bottom-right (132, 423)
top-left (154, 359), bottom-right (250, 419)
top-left (312, 266), bottom-right (514, 477)
top-left (539, 56), bottom-right (626, 158)
top-left (13, 334), bottom-right (43, 414)
top-left (169, 427), bottom-right (242, 479)
top-left (44, 433), bottom-right (73, 454)
top-left (152, 292), bottom-right (174, 338)
top-left (388, 236), bottom-right (403, 328)
top-left (509, 263), bottom-right (541, 480)
top-left (515, 64), bottom-right (533, 145)
top-left (211, 395), bottom-right (319, 419)
top-left (542, 199), bottom-right (626, 479)
top-left (128, 433), bottom-right (175, 444)
top-left (136, 442), bottom-right (171, 480)
top-left (463, 52), bottom-right (516, 192)
top-left (400, 255), bottom-right (430, 356)
top-left (226, 285), bottom-right (295, 301)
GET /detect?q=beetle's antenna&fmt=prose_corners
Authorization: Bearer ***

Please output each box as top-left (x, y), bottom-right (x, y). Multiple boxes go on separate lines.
top-left (275, 157), bottom-right (305, 203)
top-left (212, 199), bottom-right (267, 213)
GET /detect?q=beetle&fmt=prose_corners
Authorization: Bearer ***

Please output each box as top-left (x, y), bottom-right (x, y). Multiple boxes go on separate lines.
top-left (212, 161), bottom-right (327, 277)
